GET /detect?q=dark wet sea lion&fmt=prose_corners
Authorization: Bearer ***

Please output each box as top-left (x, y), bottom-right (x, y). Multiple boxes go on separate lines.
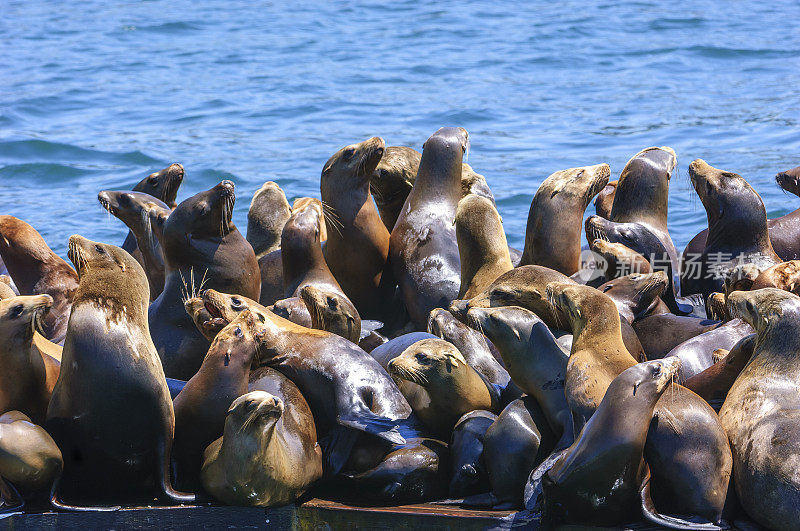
top-left (519, 163), bottom-right (610, 275)
top-left (449, 410), bottom-right (496, 498)
top-left (388, 338), bottom-right (498, 439)
top-left (663, 318), bottom-right (753, 380)
top-left (46, 236), bottom-right (193, 506)
top-left (98, 190), bottom-right (171, 300)
top-left (599, 271), bottom-right (670, 324)
top-left (427, 308), bottom-right (509, 389)
top-left (269, 296), bottom-right (313, 328)
top-left (0, 295), bottom-right (53, 424)
top-left (456, 194), bottom-right (513, 299)
top-left (633, 312), bottom-right (721, 360)
top-left (300, 284), bottom-right (361, 342)
top-left (593, 179), bottom-right (617, 218)
top-left (467, 306), bottom-right (573, 451)
top-left (282, 203), bottom-right (346, 299)
top-left (681, 159), bottom-right (781, 299)
top-left (720, 289), bottom-right (800, 530)
top-left (484, 396), bottom-right (556, 509)
top-left (541, 358), bottom-right (680, 526)
top-left (0, 411), bottom-right (62, 502)
top-left (0, 216), bottom-right (78, 343)
top-left (121, 163), bottom-right (184, 259)
top-left (684, 334), bottom-right (755, 411)
top-left (201, 390), bottom-right (323, 507)
top-left (751, 259), bottom-right (800, 294)
top-left (149, 181), bottom-right (261, 380)
top-left (321, 136), bottom-right (391, 319)
top-left (390, 128), bottom-right (469, 329)
top-left (246, 181), bottom-right (291, 258)
top-left (172, 310), bottom-right (262, 489)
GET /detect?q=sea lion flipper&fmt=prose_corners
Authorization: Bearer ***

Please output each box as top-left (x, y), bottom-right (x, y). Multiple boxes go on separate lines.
top-left (639, 473), bottom-right (723, 530)
top-left (319, 425), bottom-right (360, 476)
top-left (0, 477), bottom-right (24, 516)
top-left (522, 448), bottom-right (569, 511)
top-left (337, 409), bottom-right (405, 445)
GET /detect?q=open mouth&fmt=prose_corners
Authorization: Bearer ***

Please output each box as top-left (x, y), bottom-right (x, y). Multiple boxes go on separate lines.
top-left (202, 301), bottom-right (228, 332)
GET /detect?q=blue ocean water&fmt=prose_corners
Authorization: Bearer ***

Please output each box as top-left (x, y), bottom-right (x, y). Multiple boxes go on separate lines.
top-left (2, 1), bottom-right (800, 258)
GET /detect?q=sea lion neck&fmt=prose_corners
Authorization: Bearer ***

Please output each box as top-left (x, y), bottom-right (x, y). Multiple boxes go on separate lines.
top-left (569, 304), bottom-right (627, 354)
top-left (705, 195), bottom-right (772, 252)
top-left (408, 136), bottom-right (464, 208)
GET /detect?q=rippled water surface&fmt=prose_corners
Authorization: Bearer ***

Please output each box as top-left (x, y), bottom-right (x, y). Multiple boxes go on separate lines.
top-left (3, 1), bottom-right (800, 257)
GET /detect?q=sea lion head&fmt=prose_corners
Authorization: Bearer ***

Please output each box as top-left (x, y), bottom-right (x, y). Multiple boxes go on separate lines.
top-left (388, 338), bottom-right (467, 389)
top-left (247, 181), bottom-right (291, 256)
top-left (206, 309), bottom-right (262, 368)
top-left (226, 391), bottom-right (284, 435)
top-left (546, 281), bottom-right (619, 332)
top-left (164, 180), bottom-right (236, 242)
top-left (729, 288), bottom-right (800, 335)
top-left (466, 305), bottom-right (537, 346)
top-left (0, 294), bottom-right (52, 343)
top-left (290, 198), bottom-right (327, 242)
top-left (536, 164), bottom-right (611, 208)
top-left (282, 203), bottom-right (323, 249)
top-left (688, 159), bottom-right (763, 229)
top-left (321, 136), bottom-right (386, 194)
top-left (775, 165), bottom-right (800, 198)
top-left (97, 190), bottom-right (170, 242)
top-left (299, 285), bottom-right (360, 342)
top-left (593, 180), bottom-right (617, 218)
top-left (621, 356), bottom-right (681, 399)
top-left (134, 163), bottom-right (184, 208)
top-left (598, 271), bottom-right (668, 323)
top-left (0, 216), bottom-right (49, 267)
top-left (590, 239), bottom-right (651, 277)
top-left (751, 260), bottom-right (800, 293)
top-left (67, 235), bottom-right (148, 314)
top-left (370, 146), bottom-right (421, 225)
top-left (185, 289), bottom-right (267, 340)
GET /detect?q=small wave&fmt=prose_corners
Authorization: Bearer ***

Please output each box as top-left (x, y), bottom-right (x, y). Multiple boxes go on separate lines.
top-left (0, 140), bottom-right (160, 166)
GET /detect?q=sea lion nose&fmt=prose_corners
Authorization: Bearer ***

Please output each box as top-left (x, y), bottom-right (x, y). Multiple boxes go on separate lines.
top-left (220, 180), bottom-right (235, 191)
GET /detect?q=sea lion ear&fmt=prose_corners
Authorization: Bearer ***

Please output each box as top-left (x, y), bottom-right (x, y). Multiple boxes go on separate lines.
top-left (512, 328), bottom-right (521, 341)
top-left (633, 381), bottom-right (640, 396)
top-left (116, 258), bottom-right (126, 272)
top-left (254, 329), bottom-right (266, 341)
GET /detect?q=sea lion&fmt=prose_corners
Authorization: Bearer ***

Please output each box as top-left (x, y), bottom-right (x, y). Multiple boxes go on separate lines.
top-left (541, 358), bottom-right (680, 526)
top-left (593, 179), bottom-right (617, 219)
top-left (282, 204), bottom-right (346, 299)
top-left (427, 308), bottom-right (510, 389)
top-left (455, 194), bottom-right (513, 299)
top-left (720, 289), bottom-right (800, 530)
top-left (149, 181), bottom-right (261, 380)
top-left (257, 249), bottom-right (283, 307)
top-left (390, 128), bottom-right (469, 329)
top-left (663, 318), bottom-right (754, 380)
top-left (199, 293), bottom-right (412, 475)
top-left (484, 396), bottom-right (556, 509)
top-left (173, 310), bottom-right (262, 489)
top-left (121, 163), bottom-right (184, 259)
top-left (590, 239), bottom-right (652, 281)
top-left (0, 276), bottom-right (15, 298)
top-left (751, 259), bottom-right (800, 293)
top-left (684, 334), bottom-right (755, 411)
top-left (599, 271), bottom-right (670, 324)
top-left (321, 136), bottom-right (391, 319)
top-left (449, 410), bottom-right (496, 498)
top-left (246, 181), bottom-right (291, 258)
top-left (0, 294), bottom-right (53, 424)
top-left (368, 332), bottom-right (437, 370)
top-left (387, 338), bottom-right (498, 439)
top-left (632, 312), bottom-right (721, 360)
top-left (0, 411), bottom-right (62, 504)
top-left (201, 390), bottom-right (323, 507)
top-left (299, 285), bottom-right (361, 343)
top-left (97, 190), bottom-right (171, 300)
top-left (519, 163), bottom-right (610, 275)
top-left (292, 197), bottom-right (328, 242)
top-left (707, 292), bottom-right (729, 321)
top-left (681, 160), bottom-right (781, 299)
top-left (466, 306), bottom-right (573, 451)
top-left (270, 297), bottom-right (313, 328)
top-left (46, 236), bottom-right (193, 506)
top-left (0, 216), bottom-right (78, 343)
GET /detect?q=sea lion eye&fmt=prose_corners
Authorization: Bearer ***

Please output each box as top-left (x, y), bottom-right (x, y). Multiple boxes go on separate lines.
top-left (10, 305), bottom-right (24, 318)
top-left (231, 298), bottom-right (242, 307)
top-left (234, 327), bottom-right (242, 337)
top-left (343, 147), bottom-right (355, 160)
top-left (415, 353), bottom-right (428, 364)
top-left (602, 284), bottom-right (613, 292)
top-left (95, 245), bottom-right (105, 254)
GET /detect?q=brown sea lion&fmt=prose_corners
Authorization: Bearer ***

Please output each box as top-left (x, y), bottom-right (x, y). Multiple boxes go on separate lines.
top-left (149, 181), bottom-right (261, 380)
top-left (97, 190), bottom-right (171, 300)
top-left (632, 313), bottom-right (721, 360)
top-left (684, 334), bottom-right (755, 411)
top-left (292, 197), bottom-right (328, 242)
top-left (299, 285), bottom-right (361, 343)
top-left (0, 411), bottom-right (62, 505)
top-left (750, 259), bottom-right (800, 293)
top-left (0, 276), bottom-right (15, 298)
top-left (387, 338), bottom-right (498, 439)
top-left (0, 295), bottom-right (53, 424)
top-left (590, 239), bottom-right (652, 280)
top-left (257, 250), bottom-right (284, 307)
top-left (663, 318), bottom-right (754, 380)
top-left (681, 160), bottom-right (781, 299)
top-left (519, 163), bottom-right (610, 275)
top-left (201, 390), bottom-right (322, 507)
top-left (46, 236), bottom-right (193, 507)
top-left (269, 297), bottom-right (313, 328)
top-left (367, 332), bottom-right (437, 370)
top-left (456, 194), bottom-right (513, 299)
top-left (390, 128), bottom-right (469, 329)
top-left (448, 410), bottom-right (496, 498)
top-left (121, 163), bottom-right (184, 260)
top-left (593, 179), bottom-right (617, 219)
top-left (466, 306), bottom-right (573, 451)
top-left (321, 137), bottom-right (391, 319)
top-left (246, 181), bottom-right (291, 258)
top-left (0, 216), bottom-right (78, 343)
top-left (281, 204), bottom-right (346, 299)
top-left (720, 289), bottom-right (800, 530)
top-left (541, 358), bottom-right (680, 526)
top-left (599, 271), bottom-right (670, 324)
top-left (173, 310), bottom-right (262, 489)
top-left (707, 292), bottom-right (729, 321)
